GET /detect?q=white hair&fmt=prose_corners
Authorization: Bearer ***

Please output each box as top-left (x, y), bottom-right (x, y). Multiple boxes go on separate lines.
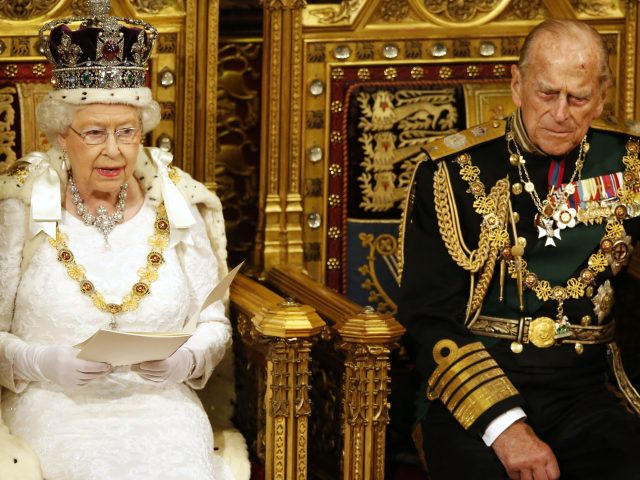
top-left (36, 95), bottom-right (161, 148)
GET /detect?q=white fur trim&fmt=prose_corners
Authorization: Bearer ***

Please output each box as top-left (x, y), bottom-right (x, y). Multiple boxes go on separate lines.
top-left (0, 424), bottom-right (43, 479)
top-left (213, 428), bottom-right (251, 480)
top-left (47, 87), bottom-right (153, 108)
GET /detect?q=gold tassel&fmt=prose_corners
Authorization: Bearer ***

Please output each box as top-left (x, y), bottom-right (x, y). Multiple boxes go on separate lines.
top-left (511, 246), bottom-right (525, 312)
top-left (517, 259), bottom-right (524, 312)
top-left (499, 259), bottom-right (505, 302)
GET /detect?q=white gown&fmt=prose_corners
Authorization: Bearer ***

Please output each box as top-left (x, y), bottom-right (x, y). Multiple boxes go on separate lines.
top-left (0, 198), bottom-right (234, 480)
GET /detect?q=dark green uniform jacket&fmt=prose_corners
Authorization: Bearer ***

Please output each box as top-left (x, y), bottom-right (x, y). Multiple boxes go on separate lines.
top-left (398, 119), bottom-right (640, 436)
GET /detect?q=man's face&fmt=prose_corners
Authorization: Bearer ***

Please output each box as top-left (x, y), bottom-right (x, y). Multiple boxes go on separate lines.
top-left (511, 34), bottom-right (607, 156)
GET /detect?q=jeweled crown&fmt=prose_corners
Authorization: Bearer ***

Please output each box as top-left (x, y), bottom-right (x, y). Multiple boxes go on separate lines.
top-left (38, 0), bottom-right (157, 90)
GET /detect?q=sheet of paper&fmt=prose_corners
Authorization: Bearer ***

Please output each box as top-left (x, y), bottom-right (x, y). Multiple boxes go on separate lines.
top-left (183, 261), bottom-right (244, 332)
top-left (203, 262), bottom-right (244, 310)
top-left (75, 330), bottom-right (191, 366)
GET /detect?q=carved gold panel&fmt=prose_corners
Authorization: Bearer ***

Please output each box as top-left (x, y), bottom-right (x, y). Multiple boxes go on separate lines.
top-left (16, 83), bottom-right (52, 155)
top-left (420, 0), bottom-right (512, 26)
top-left (0, 85), bottom-right (16, 168)
top-left (463, 83), bottom-right (515, 126)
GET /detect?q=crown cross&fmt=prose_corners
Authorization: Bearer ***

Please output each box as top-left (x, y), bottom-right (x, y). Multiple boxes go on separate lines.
top-left (96, 18), bottom-right (124, 65)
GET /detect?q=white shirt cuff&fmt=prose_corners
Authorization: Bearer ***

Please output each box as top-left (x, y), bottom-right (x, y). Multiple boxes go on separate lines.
top-left (482, 407), bottom-right (527, 446)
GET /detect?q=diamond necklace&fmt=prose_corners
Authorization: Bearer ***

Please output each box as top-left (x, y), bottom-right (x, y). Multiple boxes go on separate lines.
top-left (68, 173), bottom-right (128, 248)
top-left (506, 116), bottom-right (589, 247)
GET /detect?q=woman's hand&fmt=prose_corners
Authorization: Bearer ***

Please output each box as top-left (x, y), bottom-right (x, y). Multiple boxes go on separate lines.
top-left (131, 347), bottom-right (194, 383)
top-left (14, 344), bottom-right (112, 388)
top-left (492, 420), bottom-right (560, 480)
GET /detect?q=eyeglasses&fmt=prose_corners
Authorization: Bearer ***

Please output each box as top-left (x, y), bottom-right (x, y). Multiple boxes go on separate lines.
top-left (69, 126), bottom-right (141, 145)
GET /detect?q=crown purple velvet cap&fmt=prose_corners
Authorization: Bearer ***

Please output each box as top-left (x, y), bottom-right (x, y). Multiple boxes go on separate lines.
top-left (38, 0), bottom-right (157, 96)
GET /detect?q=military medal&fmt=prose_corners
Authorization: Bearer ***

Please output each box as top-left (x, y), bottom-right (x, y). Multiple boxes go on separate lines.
top-left (506, 117), bottom-right (589, 247)
top-left (537, 217), bottom-right (561, 247)
top-left (553, 205), bottom-right (577, 229)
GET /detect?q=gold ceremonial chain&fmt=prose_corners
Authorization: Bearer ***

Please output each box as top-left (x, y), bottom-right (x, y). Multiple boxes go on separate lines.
top-left (49, 203), bottom-right (170, 330)
top-left (452, 138), bottom-right (640, 347)
top-left (506, 116), bottom-right (589, 247)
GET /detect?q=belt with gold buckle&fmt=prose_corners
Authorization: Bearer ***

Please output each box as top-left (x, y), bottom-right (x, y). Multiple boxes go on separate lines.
top-left (470, 315), bottom-right (614, 349)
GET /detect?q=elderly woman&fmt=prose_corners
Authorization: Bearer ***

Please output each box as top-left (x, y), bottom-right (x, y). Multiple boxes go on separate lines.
top-left (0, 3), bottom-right (238, 479)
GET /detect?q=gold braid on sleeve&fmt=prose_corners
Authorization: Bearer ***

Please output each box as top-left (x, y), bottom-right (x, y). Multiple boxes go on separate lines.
top-left (427, 339), bottom-right (519, 430)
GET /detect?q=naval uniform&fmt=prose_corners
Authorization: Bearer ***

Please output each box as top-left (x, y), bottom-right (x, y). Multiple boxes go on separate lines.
top-left (398, 113), bottom-right (640, 479)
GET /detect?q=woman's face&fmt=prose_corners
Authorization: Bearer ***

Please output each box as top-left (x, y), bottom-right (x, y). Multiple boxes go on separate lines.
top-left (58, 103), bottom-right (141, 198)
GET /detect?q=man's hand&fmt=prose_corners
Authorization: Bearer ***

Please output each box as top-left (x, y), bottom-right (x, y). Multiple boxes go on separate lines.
top-left (492, 420), bottom-right (560, 480)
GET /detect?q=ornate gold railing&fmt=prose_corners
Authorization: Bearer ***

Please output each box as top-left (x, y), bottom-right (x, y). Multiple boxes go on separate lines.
top-left (230, 273), bottom-right (282, 464)
top-left (231, 272), bottom-right (327, 480)
top-left (230, 269), bottom-right (406, 479)
top-left (266, 265), bottom-right (406, 480)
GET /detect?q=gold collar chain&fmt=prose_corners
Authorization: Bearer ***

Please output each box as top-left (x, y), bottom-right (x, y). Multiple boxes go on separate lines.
top-left (453, 137), bottom-right (639, 340)
top-left (49, 203), bottom-right (170, 330)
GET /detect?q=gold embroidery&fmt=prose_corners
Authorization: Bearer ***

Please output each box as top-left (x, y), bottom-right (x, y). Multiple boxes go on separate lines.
top-left (7, 163), bottom-right (29, 184)
top-left (427, 339), bottom-right (518, 430)
top-left (453, 376), bottom-right (518, 430)
top-left (168, 166), bottom-right (180, 185)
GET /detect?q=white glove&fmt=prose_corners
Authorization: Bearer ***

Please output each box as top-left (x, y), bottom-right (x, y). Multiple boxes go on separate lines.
top-left (131, 347), bottom-right (195, 383)
top-left (13, 344), bottom-right (112, 389)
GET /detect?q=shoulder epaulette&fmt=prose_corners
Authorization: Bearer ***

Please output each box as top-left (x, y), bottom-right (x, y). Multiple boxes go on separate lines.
top-left (423, 119), bottom-right (507, 161)
top-left (592, 116), bottom-right (640, 137)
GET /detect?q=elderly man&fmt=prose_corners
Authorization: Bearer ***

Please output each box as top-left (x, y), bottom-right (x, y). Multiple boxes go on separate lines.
top-left (399, 19), bottom-right (640, 480)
